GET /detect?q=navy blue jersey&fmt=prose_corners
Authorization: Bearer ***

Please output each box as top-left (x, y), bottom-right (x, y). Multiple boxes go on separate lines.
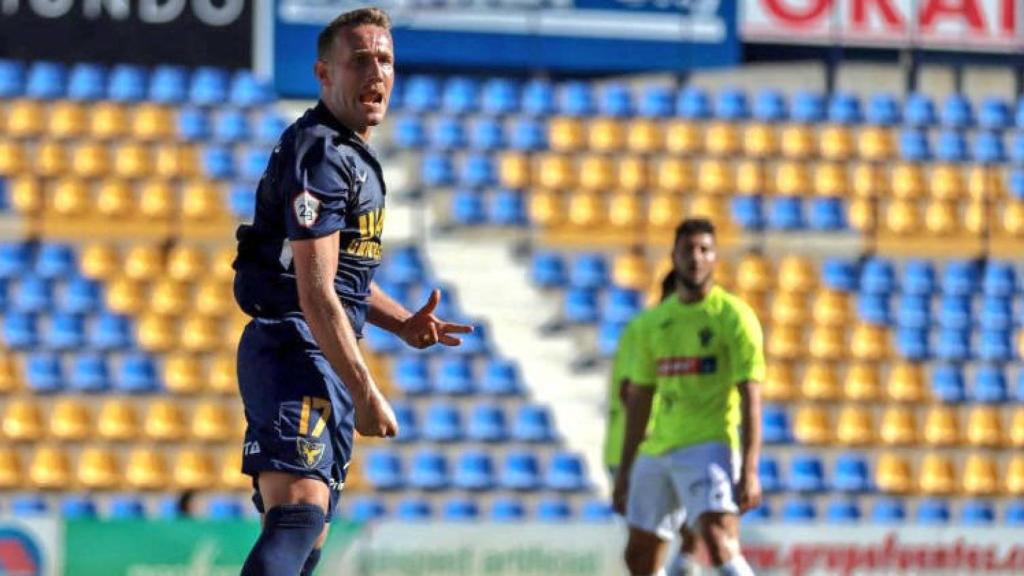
top-left (233, 101), bottom-right (386, 336)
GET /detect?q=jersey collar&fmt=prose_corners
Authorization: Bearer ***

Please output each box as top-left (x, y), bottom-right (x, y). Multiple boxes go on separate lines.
top-left (312, 100), bottom-right (382, 164)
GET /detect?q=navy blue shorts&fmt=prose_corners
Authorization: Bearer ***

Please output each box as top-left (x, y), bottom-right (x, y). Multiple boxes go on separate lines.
top-left (237, 316), bottom-right (355, 519)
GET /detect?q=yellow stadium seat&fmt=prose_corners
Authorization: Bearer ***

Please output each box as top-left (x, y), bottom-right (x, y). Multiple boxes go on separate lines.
top-left (0, 141), bottom-right (25, 175)
top-left (209, 352), bottom-right (239, 395)
top-left (1002, 201), bottom-right (1024, 237)
top-left (736, 289), bottom-right (768, 323)
top-left (812, 289), bottom-right (851, 328)
top-left (736, 253), bottom-right (774, 292)
top-left (844, 362), bottom-right (880, 401)
top-left (820, 125), bottom-right (854, 160)
top-left (182, 180), bottom-right (225, 222)
top-left (0, 448), bottom-right (22, 489)
top-left (857, 126), bottom-right (894, 160)
top-left (163, 353), bottom-right (203, 395)
top-left (81, 243), bottom-right (119, 280)
top-left (892, 163), bottom-right (925, 199)
top-left (847, 319), bottom-right (888, 356)
top-left (1007, 456), bottom-right (1024, 496)
top-left (50, 398), bottom-right (91, 441)
top-left (616, 157), bottom-right (648, 192)
top-left (689, 195), bottom-right (727, 224)
top-left (35, 141), bottom-right (68, 177)
top-left (706, 122), bottom-right (740, 156)
top-left (776, 161), bottom-right (811, 196)
top-left (588, 118), bottom-right (624, 152)
top-left (777, 255), bottom-right (817, 293)
top-left (106, 277), bottom-right (144, 315)
top-left (0, 353), bottom-right (21, 393)
top-left (132, 104), bottom-right (173, 141)
top-left (922, 405), bottom-right (960, 447)
top-left (647, 192), bottom-right (681, 230)
top-left (578, 155), bottom-right (614, 191)
top-left (925, 199), bottom-right (960, 236)
top-left (886, 361), bottom-right (926, 401)
top-left (808, 326), bottom-right (845, 361)
top-left (966, 406), bottom-right (1003, 447)
top-left (124, 245), bottom-right (164, 281)
top-left (851, 162), bottom-right (887, 198)
top-left (536, 154), bottom-right (574, 190)
top-left (771, 291), bottom-right (808, 327)
top-left (801, 361), bottom-right (840, 401)
top-left (626, 119), bottom-right (662, 153)
top-left (793, 405), bottom-right (831, 444)
top-left (664, 120), bottom-right (702, 155)
top-left (220, 448), bottom-right (249, 490)
top-left (137, 179), bottom-right (176, 221)
top-left (611, 252), bottom-right (650, 291)
top-left (836, 405), bottom-right (875, 446)
top-left (177, 145), bottom-right (202, 178)
top-left (182, 314), bottom-right (225, 353)
top-left (9, 175), bottom-right (41, 215)
top-left (174, 449), bottom-right (216, 490)
top-left (813, 163), bottom-right (848, 197)
top-left (963, 454), bottom-right (999, 497)
top-left (763, 362), bottom-right (795, 401)
top-left (743, 123), bottom-right (778, 158)
top-left (8, 100), bottom-right (45, 137)
top-left (528, 190), bottom-right (562, 228)
top-left (167, 245), bottom-right (209, 283)
top-left (780, 124), bottom-right (815, 159)
top-left (736, 160), bottom-right (767, 196)
top-left (919, 454), bottom-right (957, 495)
top-left (549, 117), bottom-right (584, 152)
top-left (964, 199), bottom-right (990, 235)
top-left (126, 448), bottom-right (169, 490)
top-left (195, 279), bottom-right (232, 318)
top-left (2, 399), bottom-right (42, 441)
top-left (879, 406), bottom-right (918, 445)
top-left (138, 313), bottom-right (178, 352)
top-left (151, 279), bottom-right (190, 317)
top-left (70, 142), bottom-right (110, 179)
top-left (875, 453), bottom-right (913, 494)
top-left (931, 164), bottom-right (964, 200)
top-left (96, 399), bottom-right (139, 441)
top-left (767, 325), bottom-right (803, 361)
top-left (697, 159), bottom-right (733, 196)
top-left (49, 101), bottom-right (87, 140)
top-left (77, 447), bottom-right (121, 490)
top-left (606, 193), bottom-right (641, 230)
top-left (153, 143), bottom-right (183, 179)
top-left (90, 102), bottom-right (128, 140)
top-left (29, 446), bottom-right (70, 490)
top-left (498, 152), bottom-right (530, 189)
top-left (51, 177), bottom-right (90, 217)
top-left (113, 142), bottom-right (152, 179)
top-left (715, 260), bottom-right (733, 292)
top-left (1009, 407), bottom-right (1024, 448)
top-left (192, 401), bottom-right (233, 442)
top-left (968, 165), bottom-right (1003, 200)
top-left (885, 199), bottom-right (921, 235)
top-left (95, 179), bottom-right (135, 219)
top-left (652, 158), bottom-right (694, 192)
top-left (212, 246), bottom-right (237, 282)
top-left (144, 399), bottom-right (187, 442)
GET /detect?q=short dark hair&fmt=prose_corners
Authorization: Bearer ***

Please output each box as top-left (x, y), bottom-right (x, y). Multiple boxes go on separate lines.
top-left (673, 218), bottom-right (716, 246)
top-left (317, 7), bottom-right (391, 59)
top-left (659, 269), bottom-right (677, 301)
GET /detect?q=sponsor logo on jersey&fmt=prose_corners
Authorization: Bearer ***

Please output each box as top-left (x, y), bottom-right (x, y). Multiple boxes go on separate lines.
top-left (657, 356), bottom-right (717, 376)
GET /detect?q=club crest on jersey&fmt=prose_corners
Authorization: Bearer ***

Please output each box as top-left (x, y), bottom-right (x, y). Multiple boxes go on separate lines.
top-left (297, 437), bottom-right (326, 469)
top-left (293, 191), bottom-right (320, 228)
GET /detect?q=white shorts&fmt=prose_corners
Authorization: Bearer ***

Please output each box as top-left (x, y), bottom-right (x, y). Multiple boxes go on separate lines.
top-left (625, 442), bottom-right (740, 540)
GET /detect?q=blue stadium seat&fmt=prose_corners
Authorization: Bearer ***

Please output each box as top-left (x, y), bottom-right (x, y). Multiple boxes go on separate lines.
top-left (442, 497), bottom-right (480, 522)
top-left (45, 313), bottom-right (85, 350)
top-left (941, 94), bottom-right (973, 128)
top-left (442, 77), bottom-right (479, 115)
top-left (60, 495), bottom-right (98, 519)
top-left (677, 86), bottom-right (711, 120)
top-left (436, 356), bottom-right (474, 395)
top-left (857, 294), bottom-right (890, 325)
top-left (599, 83), bottom-right (632, 117)
top-left (781, 497), bottom-right (817, 522)
top-left (467, 403), bottom-right (507, 443)
top-left (201, 145), bottom-right (235, 179)
top-left (213, 108), bottom-right (250, 143)
top-left (109, 496), bottom-right (147, 520)
top-left (58, 276), bottom-right (101, 314)
top-left (421, 152), bottom-right (455, 187)
top-left (536, 498), bottom-right (572, 522)
top-left (108, 65), bottom-right (146, 102)
top-left (1016, 371), bottom-right (1024, 402)
top-left (0, 243), bottom-right (31, 280)
top-left (581, 499), bottom-right (615, 522)
top-left (347, 496), bottom-right (387, 522)
top-left (451, 188), bottom-right (487, 225)
top-left (229, 71), bottom-right (274, 107)
top-left (558, 81), bottom-right (594, 116)
top-left (960, 500), bottom-right (995, 525)
top-left (931, 364), bottom-right (966, 403)
top-left (512, 404), bottom-right (555, 443)
top-left (12, 494), bottom-right (49, 517)
top-left (114, 353), bottom-right (159, 393)
top-left (68, 63), bottom-right (106, 101)
top-left (937, 295), bottom-right (971, 330)
top-left (1006, 501), bottom-right (1024, 525)
top-left (753, 89), bottom-right (786, 122)
top-left (488, 188), bottom-right (527, 226)
top-left (384, 246), bottom-right (426, 285)
top-left (509, 117), bottom-right (547, 150)
top-left (788, 454), bottom-right (826, 492)
top-left (899, 129), bottom-right (930, 161)
top-left (1011, 133), bottom-right (1024, 165)
top-left (981, 296), bottom-right (1017, 331)
top-left (714, 87), bottom-right (748, 120)
top-left (409, 449), bottom-right (449, 491)
top-left (0, 59), bottom-right (25, 98)
top-left (177, 107), bottom-right (210, 141)
top-left (762, 404), bottom-right (791, 444)
top-left (866, 93), bottom-right (900, 125)
top-left (833, 453), bottom-right (871, 493)
top-left (206, 496), bottom-right (245, 520)
top-left (731, 196), bottom-right (765, 230)
top-left (545, 452), bottom-right (587, 492)
top-left (905, 93), bottom-right (937, 127)
top-left (597, 320), bottom-right (627, 358)
top-left (26, 61), bottom-right (66, 99)
top-left (822, 259), bottom-right (858, 292)
top-left (26, 352), bottom-right (62, 393)
top-left (565, 289), bottom-right (599, 325)
top-left (860, 258), bottom-right (895, 296)
top-left (453, 450), bottom-right (495, 491)
top-left (13, 276), bottom-right (53, 313)
top-left (639, 86), bottom-right (674, 118)
top-left (935, 328), bottom-right (970, 362)
top-left (871, 497), bottom-right (906, 524)
top-left (395, 497), bottom-right (433, 521)
top-left (68, 353), bottom-right (110, 393)
top-left (404, 75), bottom-right (441, 113)
top-left (827, 92), bottom-right (862, 124)
top-left (759, 456), bottom-right (782, 493)
top-left (255, 112), bottom-right (287, 145)
top-left (978, 98), bottom-right (1010, 130)
top-left (470, 117), bottom-right (504, 150)
top-left (89, 313), bottom-right (132, 350)
top-left (569, 253), bottom-right (609, 289)
top-left (807, 197), bottom-right (845, 231)
top-left (453, 321), bottom-right (488, 355)
top-left (480, 359), bottom-right (523, 396)
top-left (490, 497), bottom-right (526, 522)
top-left (459, 153), bottom-right (496, 188)
top-left (982, 261), bottom-right (1016, 297)
top-left (977, 329), bottom-right (1012, 362)
top-left (916, 498), bottom-right (951, 524)
top-left (530, 251), bottom-right (567, 288)
top-left (386, 402), bottom-right (415, 444)
top-left (894, 295), bottom-right (930, 330)
top-left (500, 451), bottom-right (541, 491)
top-left (229, 183), bottom-right (255, 220)
top-left (366, 450), bottom-right (403, 490)
top-left (973, 131), bottom-right (1005, 163)
top-left (430, 116), bottom-right (466, 150)
top-left (394, 115), bottom-right (426, 149)
top-left (3, 312), bottom-right (38, 349)
top-left (522, 79), bottom-right (556, 116)
top-left (481, 78), bottom-right (519, 115)
top-left (825, 498), bottom-right (861, 524)
top-left (603, 288), bottom-right (643, 324)
top-left (744, 503), bottom-right (772, 523)
top-left (936, 130), bottom-right (968, 162)
top-left (189, 67), bottom-right (229, 106)
top-left (791, 91), bottom-right (825, 123)
top-left (902, 260), bottom-right (936, 296)
top-left (149, 65), bottom-right (188, 103)
top-left (239, 147), bottom-right (268, 181)
top-left (422, 402), bottom-right (462, 442)
top-left (895, 328), bottom-right (929, 360)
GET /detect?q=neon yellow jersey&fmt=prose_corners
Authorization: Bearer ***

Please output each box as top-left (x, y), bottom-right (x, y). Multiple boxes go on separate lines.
top-left (629, 285), bottom-right (765, 456)
top-left (603, 315), bottom-right (643, 468)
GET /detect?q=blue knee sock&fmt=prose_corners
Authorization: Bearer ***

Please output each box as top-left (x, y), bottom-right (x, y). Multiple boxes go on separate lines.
top-left (300, 548), bottom-right (322, 576)
top-left (241, 504), bottom-right (326, 576)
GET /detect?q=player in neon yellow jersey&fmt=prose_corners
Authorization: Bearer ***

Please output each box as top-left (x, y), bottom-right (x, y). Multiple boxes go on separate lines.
top-left (613, 218), bottom-right (765, 576)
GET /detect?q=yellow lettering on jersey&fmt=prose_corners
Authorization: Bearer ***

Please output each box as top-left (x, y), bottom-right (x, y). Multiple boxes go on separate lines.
top-left (299, 396), bottom-right (332, 438)
top-left (345, 207), bottom-right (385, 260)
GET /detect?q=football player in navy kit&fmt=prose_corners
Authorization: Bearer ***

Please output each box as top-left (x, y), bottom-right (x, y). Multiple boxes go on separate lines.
top-left (232, 8), bottom-right (472, 575)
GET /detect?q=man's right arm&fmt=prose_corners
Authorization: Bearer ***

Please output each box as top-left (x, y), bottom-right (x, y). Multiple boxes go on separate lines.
top-left (292, 232), bottom-right (397, 438)
top-left (613, 384), bottom-right (654, 514)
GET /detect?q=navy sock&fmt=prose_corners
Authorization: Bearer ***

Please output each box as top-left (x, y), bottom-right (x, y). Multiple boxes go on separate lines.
top-left (300, 547), bottom-right (322, 576)
top-left (241, 504), bottom-right (326, 576)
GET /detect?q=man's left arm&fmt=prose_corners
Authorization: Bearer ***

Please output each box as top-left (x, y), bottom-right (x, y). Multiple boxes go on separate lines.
top-left (367, 282), bottom-right (473, 349)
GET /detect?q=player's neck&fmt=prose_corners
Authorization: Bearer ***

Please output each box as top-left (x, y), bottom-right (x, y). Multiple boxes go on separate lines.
top-left (320, 98), bottom-right (372, 142)
top-left (676, 282), bottom-right (714, 304)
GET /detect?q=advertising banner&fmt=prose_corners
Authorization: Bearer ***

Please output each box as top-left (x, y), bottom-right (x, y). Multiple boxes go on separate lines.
top-left (273, 0), bottom-right (740, 97)
top-left (0, 516), bottom-right (61, 576)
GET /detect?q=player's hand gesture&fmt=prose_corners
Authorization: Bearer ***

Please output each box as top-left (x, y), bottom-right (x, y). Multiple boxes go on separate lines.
top-left (354, 387), bottom-right (398, 438)
top-left (736, 473), bottom-right (762, 513)
top-left (399, 289), bottom-right (474, 349)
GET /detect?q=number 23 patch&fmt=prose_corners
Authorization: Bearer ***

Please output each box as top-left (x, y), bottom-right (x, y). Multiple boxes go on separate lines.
top-left (293, 190), bottom-right (321, 228)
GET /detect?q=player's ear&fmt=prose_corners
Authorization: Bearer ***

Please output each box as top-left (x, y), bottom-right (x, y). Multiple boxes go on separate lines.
top-left (314, 59), bottom-right (330, 88)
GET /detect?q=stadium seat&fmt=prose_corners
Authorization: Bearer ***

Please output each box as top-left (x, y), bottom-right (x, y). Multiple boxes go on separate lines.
top-left (549, 117), bottom-right (584, 152)
top-left (566, 191), bottom-right (605, 229)
top-left (626, 119), bottom-right (663, 154)
top-left (677, 86), bottom-right (710, 119)
top-left (535, 153), bottom-right (574, 189)
top-left (29, 446), bottom-right (70, 490)
top-left (408, 449), bottom-right (448, 491)
top-left (857, 293), bottom-right (890, 325)
top-left (759, 456), bottom-right (782, 493)
top-left (589, 118), bottom-right (625, 151)
top-left (872, 498), bottom-right (907, 523)
top-left (879, 406), bottom-right (918, 446)
top-left (7, 100), bottom-right (44, 138)
top-left (545, 452), bottom-right (588, 492)
top-left (965, 406), bottom-right (1003, 447)
top-left (422, 402), bottom-right (462, 442)
top-left (1007, 455), bottom-right (1024, 495)
top-left (962, 454), bottom-right (999, 497)
top-left (833, 453), bottom-right (871, 492)
top-left (2, 398), bottom-right (43, 441)
top-left (960, 500), bottom-right (995, 525)
top-left (512, 405), bottom-right (555, 443)
top-left (780, 124), bottom-right (815, 159)
top-left (887, 362), bottom-right (925, 402)
top-left (50, 397), bottom-right (91, 441)
top-left (705, 122), bottom-right (740, 157)
top-left (920, 454), bottom-right (958, 497)
top-left (442, 498), bottom-right (480, 522)
top-left (453, 450), bottom-right (495, 491)
top-left (808, 326), bottom-right (846, 361)
top-left (788, 454), bottom-right (826, 492)
top-left (143, 400), bottom-right (186, 442)
top-left (115, 353), bottom-right (160, 394)
top-left (812, 289), bottom-right (851, 328)
top-left (858, 126), bottom-right (894, 160)
top-left (743, 123), bottom-right (778, 158)
top-left (490, 498), bottom-right (526, 522)
top-left (173, 449), bottom-right (215, 490)
top-left (793, 405), bottom-right (831, 444)
top-left (346, 496), bottom-right (387, 522)
top-left (205, 496), bottom-right (245, 520)
top-left (664, 120), bottom-right (702, 156)
top-left (96, 399), bottom-right (138, 442)
top-left (137, 313), bottom-right (178, 352)
top-left (935, 327), bottom-right (970, 362)
top-left (26, 352), bottom-right (62, 393)
top-left (500, 451), bottom-right (541, 491)
top-left (780, 498), bottom-right (817, 522)
top-left (820, 126), bottom-right (854, 160)
top-left (875, 453), bottom-right (913, 494)
top-left (867, 92), bottom-right (900, 125)
top-left (559, 81), bottom-right (594, 116)
top-left (481, 78), bottom-right (518, 115)
top-left (509, 118), bottom-right (546, 150)
top-left (836, 405), bottom-right (874, 446)
top-left (941, 94), bottom-right (973, 128)
top-left (772, 291), bottom-right (808, 327)
top-left (60, 495), bottom-right (99, 520)
top-left (923, 405), bottom-right (960, 447)
top-left (894, 294), bottom-right (929, 330)
top-left (191, 401), bottom-right (233, 443)
top-left (762, 404), bottom-right (791, 444)
top-left (365, 450), bottom-right (403, 491)
top-left (580, 500), bottom-right (615, 523)
top-left (972, 366), bottom-right (1008, 403)
top-left (106, 496), bottom-right (146, 520)
top-left (1011, 408), bottom-right (1024, 447)
top-left (916, 499), bottom-right (951, 524)
top-left (763, 362), bottom-right (795, 401)
top-left (536, 498), bottom-right (572, 523)
top-left (715, 87), bottom-right (748, 119)
top-left (481, 359), bottom-right (523, 396)
top-left (825, 498), bottom-right (861, 524)
top-left (48, 101), bottom-right (87, 140)
top-left (11, 495), bottom-right (49, 517)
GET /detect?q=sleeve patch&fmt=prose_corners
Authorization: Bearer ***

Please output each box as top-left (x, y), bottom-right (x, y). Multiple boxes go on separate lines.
top-left (293, 190), bottom-right (321, 228)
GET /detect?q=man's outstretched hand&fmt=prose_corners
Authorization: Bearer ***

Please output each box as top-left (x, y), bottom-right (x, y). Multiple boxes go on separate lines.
top-left (399, 289), bottom-right (474, 349)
